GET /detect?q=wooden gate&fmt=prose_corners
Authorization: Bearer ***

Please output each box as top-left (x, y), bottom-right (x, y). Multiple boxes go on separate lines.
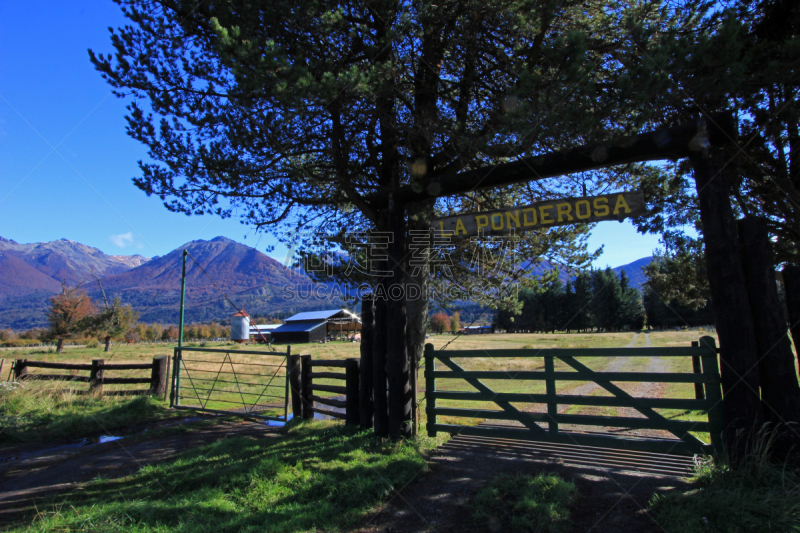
top-left (425, 336), bottom-right (724, 456)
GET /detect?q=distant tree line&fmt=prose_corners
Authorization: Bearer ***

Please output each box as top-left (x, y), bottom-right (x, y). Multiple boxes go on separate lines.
top-left (641, 251), bottom-right (714, 330)
top-left (494, 269), bottom-right (645, 333)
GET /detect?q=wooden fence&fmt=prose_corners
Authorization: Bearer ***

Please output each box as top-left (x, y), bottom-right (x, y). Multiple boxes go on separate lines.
top-left (425, 336), bottom-right (725, 456)
top-left (288, 355), bottom-right (360, 424)
top-left (12, 356), bottom-right (169, 397)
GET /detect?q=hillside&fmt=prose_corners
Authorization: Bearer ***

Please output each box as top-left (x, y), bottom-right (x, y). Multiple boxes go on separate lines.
top-left (611, 256), bottom-right (653, 289)
top-left (96, 237), bottom-right (333, 323)
top-left (0, 236), bottom-right (149, 284)
top-left (0, 253), bottom-right (62, 300)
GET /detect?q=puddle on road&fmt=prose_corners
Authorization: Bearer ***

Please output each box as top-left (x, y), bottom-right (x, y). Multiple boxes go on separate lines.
top-left (264, 410), bottom-right (334, 427)
top-left (0, 416), bottom-right (212, 463)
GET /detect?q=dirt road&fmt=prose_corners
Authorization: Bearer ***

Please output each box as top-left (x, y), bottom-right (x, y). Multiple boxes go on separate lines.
top-left (0, 417), bottom-right (280, 525)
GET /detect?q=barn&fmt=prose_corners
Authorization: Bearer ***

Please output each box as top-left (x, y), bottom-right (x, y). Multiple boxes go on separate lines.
top-left (249, 324), bottom-right (281, 343)
top-left (269, 309), bottom-right (361, 344)
top-left (462, 325), bottom-right (494, 334)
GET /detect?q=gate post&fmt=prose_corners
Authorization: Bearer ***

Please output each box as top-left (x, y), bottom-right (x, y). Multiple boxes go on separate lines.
top-left (90, 359), bottom-right (104, 394)
top-left (691, 341), bottom-right (705, 400)
top-left (288, 353), bottom-right (302, 420)
top-left (544, 356), bottom-right (558, 435)
top-left (424, 343), bottom-right (436, 437)
top-left (700, 336), bottom-right (725, 459)
top-left (13, 359), bottom-right (27, 381)
top-left (301, 355), bottom-right (313, 419)
top-left (345, 358), bottom-right (360, 426)
top-left (150, 356), bottom-right (168, 396)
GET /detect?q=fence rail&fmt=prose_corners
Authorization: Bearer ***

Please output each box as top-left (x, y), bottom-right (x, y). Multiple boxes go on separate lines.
top-left (425, 336), bottom-right (725, 457)
top-left (297, 356), bottom-right (360, 423)
top-left (12, 357), bottom-right (168, 397)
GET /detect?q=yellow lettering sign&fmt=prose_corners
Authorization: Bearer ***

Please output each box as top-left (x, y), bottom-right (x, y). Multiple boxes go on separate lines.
top-left (522, 207), bottom-right (537, 226)
top-left (593, 197), bottom-right (609, 217)
top-left (491, 213), bottom-right (504, 231)
top-left (506, 209), bottom-right (520, 229)
top-left (437, 221), bottom-right (452, 236)
top-left (476, 215), bottom-right (489, 232)
top-left (556, 203), bottom-right (573, 222)
top-left (455, 218), bottom-right (467, 235)
top-left (539, 204), bottom-right (554, 224)
top-left (575, 199), bottom-right (591, 220)
top-left (613, 194), bottom-right (631, 215)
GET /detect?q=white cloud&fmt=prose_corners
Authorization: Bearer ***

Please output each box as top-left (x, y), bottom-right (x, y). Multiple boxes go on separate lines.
top-left (110, 232), bottom-right (134, 248)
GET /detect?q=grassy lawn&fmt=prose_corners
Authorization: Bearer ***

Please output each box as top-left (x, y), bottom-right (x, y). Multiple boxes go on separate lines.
top-left (5, 420), bottom-right (444, 533)
top-left (0, 383), bottom-right (179, 448)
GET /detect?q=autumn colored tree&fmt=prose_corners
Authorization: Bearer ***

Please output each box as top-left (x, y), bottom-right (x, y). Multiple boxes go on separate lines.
top-left (46, 282), bottom-right (95, 353)
top-left (90, 296), bottom-right (140, 352)
top-left (450, 312), bottom-right (461, 335)
top-left (430, 311), bottom-right (450, 334)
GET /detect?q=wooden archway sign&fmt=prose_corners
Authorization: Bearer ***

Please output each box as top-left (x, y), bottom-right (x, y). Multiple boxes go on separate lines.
top-left (360, 113), bottom-right (765, 460)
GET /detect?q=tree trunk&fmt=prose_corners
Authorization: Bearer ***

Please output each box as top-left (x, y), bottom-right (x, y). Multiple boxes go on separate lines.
top-left (56, 338), bottom-right (64, 353)
top-left (372, 280), bottom-right (389, 438)
top-left (738, 217), bottom-right (800, 457)
top-left (405, 199), bottom-right (435, 436)
top-left (783, 265), bottom-right (800, 370)
top-left (386, 205), bottom-right (411, 439)
top-left (104, 337), bottom-right (111, 352)
top-left (359, 294), bottom-right (374, 429)
top-left (691, 146), bottom-right (764, 465)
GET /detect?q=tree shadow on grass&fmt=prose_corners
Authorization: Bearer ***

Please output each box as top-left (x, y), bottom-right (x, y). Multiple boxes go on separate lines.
top-left (24, 422), bottom-right (430, 533)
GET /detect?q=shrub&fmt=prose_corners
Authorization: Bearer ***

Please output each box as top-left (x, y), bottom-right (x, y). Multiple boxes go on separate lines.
top-left (651, 454), bottom-right (800, 532)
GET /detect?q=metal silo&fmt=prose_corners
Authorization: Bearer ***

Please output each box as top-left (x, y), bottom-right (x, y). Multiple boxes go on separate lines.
top-left (230, 309), bottom-right (251, 343)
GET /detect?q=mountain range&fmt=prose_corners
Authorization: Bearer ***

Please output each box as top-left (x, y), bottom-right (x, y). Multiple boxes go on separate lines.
top-left (0, 236), bottom-right (331, 329)
top-left (0, 235), bottom-right (654, 330)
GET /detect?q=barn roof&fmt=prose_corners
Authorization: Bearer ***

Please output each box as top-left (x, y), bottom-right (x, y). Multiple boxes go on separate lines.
top-left (284, 309), bottom-right (356, 322)
top-left (272, 320), bottom-right (327, 333)
top-left (249, 324), bottom-right (281, 332)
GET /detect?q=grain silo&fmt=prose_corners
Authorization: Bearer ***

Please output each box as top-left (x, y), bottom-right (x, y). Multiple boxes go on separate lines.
top-left (230, 309), bottom-right (251, 343)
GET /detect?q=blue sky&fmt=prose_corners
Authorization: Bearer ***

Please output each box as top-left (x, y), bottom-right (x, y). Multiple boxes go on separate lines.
top-left (0, 1), bottom-right (664, 268)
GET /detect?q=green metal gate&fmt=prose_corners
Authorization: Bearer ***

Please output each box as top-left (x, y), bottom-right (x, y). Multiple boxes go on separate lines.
top-left (171, 346), bottom-right (291, 422)
top-left (425, 336), bottom-right (724, 456)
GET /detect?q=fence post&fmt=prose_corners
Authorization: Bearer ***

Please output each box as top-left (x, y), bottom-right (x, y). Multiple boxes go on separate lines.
top-left (284, 346), bottom-right (291, 423)
top-left (301, 355), bottom-right (313, 419)
top-left (345, 358), bottom-right (360, 426)
top-left (544, 355), bottom-right (559, 435)
top-left (424, 344), bottom-right (436, 437)
top-left (90, 359), bottom-right (104, 394)
top-left (288, 353), bottom-right (302, 421)
top-left (150, 356), bottom-right (168, 396)
top-left (700, 336), bottom-right (725, 459)
top-left (691, 341), bottom-right (705, 400)
top-left (13, 359), bottom-right (27, 381)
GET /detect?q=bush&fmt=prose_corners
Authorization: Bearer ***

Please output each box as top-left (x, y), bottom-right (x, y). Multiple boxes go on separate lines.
top-left (85, 338), bottom-right (100, 349)
top-left (0, 339), bottom-right (41, 348)
top-left (651, 458), bottom-right (800, 532)
top-left (473, 472), bottom-right (577, 533)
